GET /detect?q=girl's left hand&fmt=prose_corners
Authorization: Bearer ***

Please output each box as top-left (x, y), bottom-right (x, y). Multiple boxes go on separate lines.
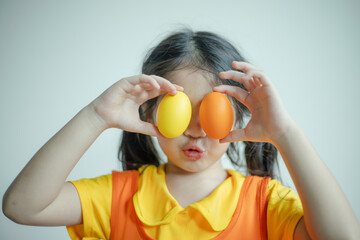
top-left (214, 61), bottom-right (295, 144)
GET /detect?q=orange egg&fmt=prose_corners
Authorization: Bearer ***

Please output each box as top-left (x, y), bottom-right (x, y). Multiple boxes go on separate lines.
top-left (199, 92), bottom-right (234, 139)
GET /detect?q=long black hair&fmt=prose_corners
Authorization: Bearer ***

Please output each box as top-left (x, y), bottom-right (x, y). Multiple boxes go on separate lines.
top-left (119, 28), bottom-right (279, 178)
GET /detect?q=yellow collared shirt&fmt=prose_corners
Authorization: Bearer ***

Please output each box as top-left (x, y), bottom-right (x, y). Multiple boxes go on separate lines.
top-left (67, 164), bottom-right (303, 240)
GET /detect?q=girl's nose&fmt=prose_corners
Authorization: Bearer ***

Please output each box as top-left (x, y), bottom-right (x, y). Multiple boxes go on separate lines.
top-left (183, 112), bottom-right (206, 138)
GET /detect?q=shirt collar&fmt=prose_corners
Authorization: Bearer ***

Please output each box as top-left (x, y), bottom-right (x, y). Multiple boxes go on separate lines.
top-left (133, 164), bottom-right (245, 231)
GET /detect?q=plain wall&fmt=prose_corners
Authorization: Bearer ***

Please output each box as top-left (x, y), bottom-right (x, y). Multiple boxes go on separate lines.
top-left (1, 0), bottom-right (359, 238)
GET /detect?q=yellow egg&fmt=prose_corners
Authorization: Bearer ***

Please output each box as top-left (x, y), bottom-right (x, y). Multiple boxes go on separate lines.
top-left (156, 91), bottom-right (192, 138)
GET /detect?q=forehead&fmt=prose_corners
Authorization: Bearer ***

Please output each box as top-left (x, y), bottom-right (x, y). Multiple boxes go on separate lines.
top-left (165, 68), bottom-right (216, 101)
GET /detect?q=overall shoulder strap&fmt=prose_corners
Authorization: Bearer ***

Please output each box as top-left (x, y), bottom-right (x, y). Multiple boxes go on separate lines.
top-left (242, 175), bottom-right (270, 239)
top-left (213, 175), bottom-right (270, 240)
top-left (110, 170), bottom-right (141, 240)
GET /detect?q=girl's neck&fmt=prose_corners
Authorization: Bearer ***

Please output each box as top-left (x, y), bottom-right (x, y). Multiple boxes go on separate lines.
top-left (164, 161), bottom-right (228, 208)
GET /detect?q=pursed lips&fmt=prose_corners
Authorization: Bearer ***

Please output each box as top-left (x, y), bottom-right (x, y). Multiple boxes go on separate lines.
top-left (182, 145), bottom-right (205, 160)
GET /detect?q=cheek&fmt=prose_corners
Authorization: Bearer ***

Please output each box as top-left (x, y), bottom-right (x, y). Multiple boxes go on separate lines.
top-left (157, 138), bottom-right (167, 151)
top-left (209, 141), bottom-right (230, 157)
top-left (157, 137), bottom-right (177, 156)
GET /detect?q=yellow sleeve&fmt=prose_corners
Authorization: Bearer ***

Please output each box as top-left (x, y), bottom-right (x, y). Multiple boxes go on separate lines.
top-left (66, 174), bottom-right (112, 240)
top-left (266, 179), bottom-right (304, 240)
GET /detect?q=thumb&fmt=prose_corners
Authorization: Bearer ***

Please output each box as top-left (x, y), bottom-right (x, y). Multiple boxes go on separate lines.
top-left (220, 129), bottom-right (247, 143)
top-left (213, 85), bottom-right (250, 110)
top-left (126, 121), bottom-right (162, 137)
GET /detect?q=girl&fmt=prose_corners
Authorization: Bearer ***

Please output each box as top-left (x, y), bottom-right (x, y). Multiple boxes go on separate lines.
top-left (3, 29), bottom-right (359, 239)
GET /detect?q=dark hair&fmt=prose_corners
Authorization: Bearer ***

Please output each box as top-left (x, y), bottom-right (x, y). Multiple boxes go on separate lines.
top-left (119, 28), bottom-right (279, 178)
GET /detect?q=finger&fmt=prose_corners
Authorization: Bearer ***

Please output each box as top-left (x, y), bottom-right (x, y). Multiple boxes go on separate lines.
top-left (253, 76), bottom-right (263, 87)
top-left (213, 85), bottom-right (250, 108)
top-left (231, 62), bottom-right (274, 88)
top-left (219, 71), bottom-right (253, 91)
top-left (241, 70), bottom-right (271, 90)
top-left (219, 70), bottom-right (245, 81)
top-left (248, 70), bottom-right (272, 87)
top-left (231, 61), bottom-right (257, 73)
top-left (130, 121), bottom-right (162, 137)
top-left (245, 71), bottom-right (265, 90)
top-left (139, 82), bottom-right (161, 91)
top-left (219, 129), bottom-right (247, 143)
top-left (132, 74), bottom-right (161, 89)
top-left (150, 75), bottom-right (179, 95)
top-left (172, 83), bottom-right (184, 92)
top-left (231, 62), bottom-right (273, 86)
top-left (247, 76), bottom-right (258, 91)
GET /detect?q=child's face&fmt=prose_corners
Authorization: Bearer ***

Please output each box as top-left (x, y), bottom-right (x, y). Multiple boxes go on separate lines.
top-left (156, 68), bottom-right (230, 173)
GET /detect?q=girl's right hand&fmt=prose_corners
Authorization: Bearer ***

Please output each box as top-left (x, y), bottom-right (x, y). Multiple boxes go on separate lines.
top-left (3, 74), bottom-right (182, 227)
top-left (89, 74), bottom-right (183, 136)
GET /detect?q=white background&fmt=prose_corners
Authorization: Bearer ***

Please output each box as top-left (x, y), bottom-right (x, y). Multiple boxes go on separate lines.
top-left (1, 0), bottom-right (359, 239)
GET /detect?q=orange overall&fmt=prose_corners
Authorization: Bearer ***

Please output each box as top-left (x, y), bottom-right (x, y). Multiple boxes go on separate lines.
top-left (110, 170), bottom-right (270, 240)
